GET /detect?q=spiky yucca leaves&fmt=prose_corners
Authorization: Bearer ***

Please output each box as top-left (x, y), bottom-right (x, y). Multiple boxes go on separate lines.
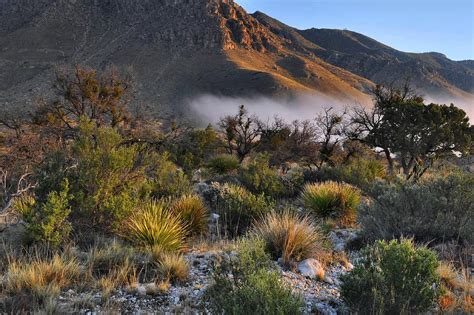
top-left (124, 201), bottom-right (187, 252)
top-left (253, 210), bottom-right (326, 265)
top-left (171, 195), bottom-right (209, 236)
top-left (300, 181), bottom-right (360, 223)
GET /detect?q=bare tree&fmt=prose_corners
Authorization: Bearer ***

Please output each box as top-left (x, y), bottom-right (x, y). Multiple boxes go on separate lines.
top-left (219, 105), bottom-right (260, 163)
top-left (314, 107), bottom-right (347, 169)
top-left (0, 169), bottom-right (36, 215)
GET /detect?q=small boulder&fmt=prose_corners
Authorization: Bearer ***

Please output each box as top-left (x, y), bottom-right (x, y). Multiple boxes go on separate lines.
top-left (297, 258), bottom-right (325, 280)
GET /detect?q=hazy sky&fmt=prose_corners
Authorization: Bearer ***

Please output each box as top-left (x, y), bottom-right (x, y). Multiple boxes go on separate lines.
top-left (237, 0), bottom-right (474, 61)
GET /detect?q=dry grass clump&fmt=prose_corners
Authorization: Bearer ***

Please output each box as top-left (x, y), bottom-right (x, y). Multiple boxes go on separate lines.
top-left (172, 195), bottom-right (209, 236)
top-left (437, 263), bottom-right (474, 312)
top-left (152, 248), bottom-right (189, 283)
top-left (123, 200), bottom-right (187, 252)
top-left (5, 253), bottom-right (81, 301)
top-left (253, 210), bottom-right (327, 265)
top-left (300, 181), bottom-right (360, 225)
top-left (87, 239), bottom-right (137, 275)
top-left (96, 261), bottom-right (138, 298)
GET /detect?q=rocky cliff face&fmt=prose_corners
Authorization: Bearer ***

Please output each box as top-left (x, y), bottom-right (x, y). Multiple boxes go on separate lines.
top-left (0, 0), bottom-right (374, 120)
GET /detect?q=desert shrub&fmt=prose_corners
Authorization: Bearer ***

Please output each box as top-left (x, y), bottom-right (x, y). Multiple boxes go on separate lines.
top-left (149, 152), bottom-right (193, 198)
top-left (5, 253), bottom-right (81, 303)
top-left (16, 180), bottom-right (72, 246)
top-left (359, 173), bottom-right (474, 244)
top-left (207, 154), bottom-right (240, 175)
top-left (340, 239), bottom-right (441, 314)
top-left (239, 153), bottom-right (285, 197)
top-left (123, 200), bottom-right (187, 252)
top-left (166, 124), bottom-right (223, 172)
top-left (280, 168), bottom-right (305, 198)
top-left (69, 120), bottom-right (149, 231)
top-left (302, 158), bottom-right (386, 191)
top-left (300, 181), bottom-right (360, 224)
top-left (171, 195), bottom-right (209, 236)
top-left (204, 182), bottom-right (274, 237)
top-left (205, 238), bottom-right (304, 315)
top-left (253, 210), bottom-right (326, 264)
top-left (28, 119), bottom-right (151, 235)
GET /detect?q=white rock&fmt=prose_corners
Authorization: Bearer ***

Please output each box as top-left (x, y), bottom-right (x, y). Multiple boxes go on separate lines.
top-left (297, 258), bottom-right (324, 280)
top-left (210, 213), bottom-right (220, 222)
top-left (136, 285), bottom-right (147, 297)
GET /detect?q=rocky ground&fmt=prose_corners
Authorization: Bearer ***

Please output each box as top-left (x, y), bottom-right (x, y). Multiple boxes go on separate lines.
top-left (53, 228), bottom-right (359, 314)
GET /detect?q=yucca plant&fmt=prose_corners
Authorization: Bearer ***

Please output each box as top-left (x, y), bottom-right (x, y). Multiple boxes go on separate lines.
top-left (253, 210), bottom-right (326, 264)
top-left (123, 201), bottom-right (187, 252)
top-left (300, 181), bottom-right (360, 223)
top-left (171, 195), bottom-right (209, 236)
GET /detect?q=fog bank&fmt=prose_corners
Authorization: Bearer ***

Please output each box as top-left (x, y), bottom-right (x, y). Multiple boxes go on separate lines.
top-left (188, 94), bottom-right (359, 125)
top-left (188, 93), bottom-right (473, 125)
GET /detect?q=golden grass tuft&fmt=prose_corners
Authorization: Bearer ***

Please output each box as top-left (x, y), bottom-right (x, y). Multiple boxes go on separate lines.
top-left (5, 254), bottom-right (81, 301)
top-left (437, 263), bottom-right (474, 312)
top-left (96, 261), bottom-right (137, 298)
top-left (253, 210), bottom-right (328, 265)
top-left (154, 251), bottom-right (189, 283)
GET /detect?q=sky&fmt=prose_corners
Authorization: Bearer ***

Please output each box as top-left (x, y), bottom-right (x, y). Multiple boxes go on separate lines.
top-left (237, 0), bottom-right (474, 61)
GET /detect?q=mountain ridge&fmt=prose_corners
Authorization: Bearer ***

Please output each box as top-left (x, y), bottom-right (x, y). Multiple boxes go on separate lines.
top-left (0, 0), bottom-right (472, 121)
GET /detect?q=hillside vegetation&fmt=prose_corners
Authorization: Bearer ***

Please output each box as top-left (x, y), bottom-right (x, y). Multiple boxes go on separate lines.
top-left (0, 67), bottom-right (472, 313)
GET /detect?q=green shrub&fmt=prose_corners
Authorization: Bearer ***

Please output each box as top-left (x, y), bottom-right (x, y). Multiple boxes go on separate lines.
top-left (17, 180), bottom-right (72, 246)
top-left (205, 238), bottom-right (304, 315)
top-left (205, 183), bottom-right (274, 237)
top-left (150, 152), bottom-right (193, 199)
top-left (359, 173), bottom-right (474, 244)
top-left (300, 181), bottom-right (360, 224)
top-left (166, 124), bottom-right (222, 172)
top-left (280, 168), bottom-right (305, 198)
top-left (304, 158), bottom-right (386, 191)
top-left (72, 120), bottom-right (149, 229)
top-left (207, 154), bottom-right (240, 175)
top-left (239, 154), bottom-right (285, 198)
top-left (171, 195), bottom-right (209, 236)
top-left (123, 200), bottom-right (187, 252)
top-left (253, 210), bottom-right (327, 264)
top-left (341, 239), bottom-right (441, 314)
top-left (34, 119), bottom-right (154, 234)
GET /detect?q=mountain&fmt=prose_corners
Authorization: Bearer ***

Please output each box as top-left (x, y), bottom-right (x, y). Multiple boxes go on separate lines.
top-left (0, 0), bottom-right (472, 121)
top-left (253, 12), bottom-right (474, 101)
